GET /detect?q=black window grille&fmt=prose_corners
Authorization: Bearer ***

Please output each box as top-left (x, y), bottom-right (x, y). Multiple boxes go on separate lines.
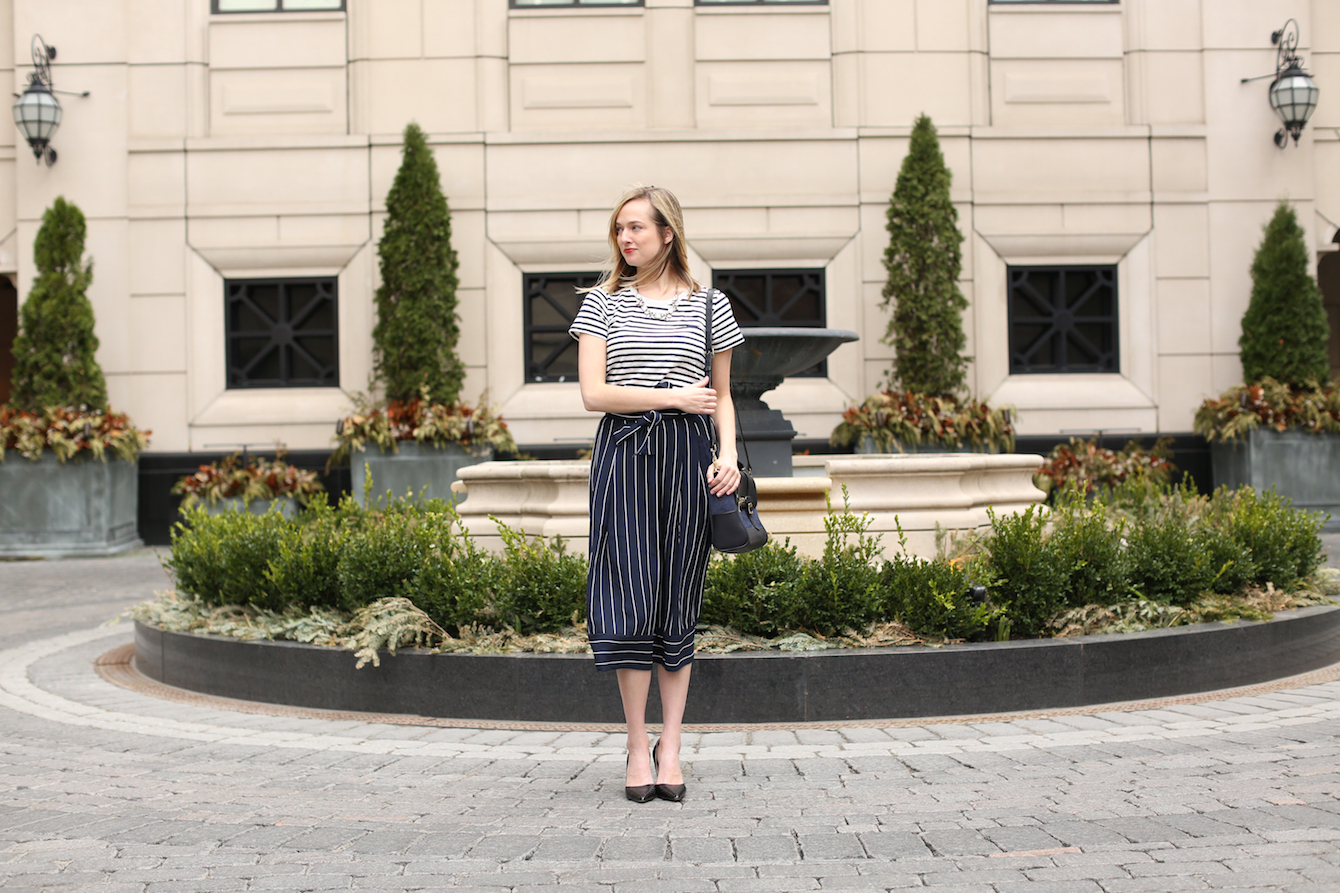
top-left (225, 278), bottom-right (339, 388)
top-left (510, 0), bottom-right (642, 8)
top-left (211, 0), bottom-right (343, 10)
top-left (213, 0), bottom-right (344, 11)
top-left (712, 268), bottom-right (827, 377)
top-left (1008, 266), bottom-right (1118, 374)
top-left (525, 273), bottom-right (600, 383)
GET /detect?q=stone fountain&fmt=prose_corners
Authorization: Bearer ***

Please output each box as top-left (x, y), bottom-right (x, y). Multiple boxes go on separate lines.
top-left (451, 327), bottom-right (1046, 559)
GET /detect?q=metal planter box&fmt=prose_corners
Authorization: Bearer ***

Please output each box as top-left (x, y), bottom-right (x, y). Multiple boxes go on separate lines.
top-left (1211, 428), bottom-right (1340, 530)
top-left (352, 441), bottom-right (489, 507)
top-left (0, 453), bottom-right (142, 557)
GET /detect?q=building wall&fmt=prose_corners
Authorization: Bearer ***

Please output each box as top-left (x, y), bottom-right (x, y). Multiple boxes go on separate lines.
top-left (5, 0), bottom-right (1336, 454)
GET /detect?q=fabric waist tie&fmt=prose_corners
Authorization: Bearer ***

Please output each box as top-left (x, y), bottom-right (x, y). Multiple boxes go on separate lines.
top-left (610, 409), bottom-right (688, 456)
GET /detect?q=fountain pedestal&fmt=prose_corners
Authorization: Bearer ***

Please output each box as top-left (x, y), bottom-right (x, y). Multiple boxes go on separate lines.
top-left (734, 405), bottom-right (796, 477)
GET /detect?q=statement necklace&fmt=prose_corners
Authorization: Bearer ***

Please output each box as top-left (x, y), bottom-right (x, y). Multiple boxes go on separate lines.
top-left (634, 288), bottom-right (688, 321)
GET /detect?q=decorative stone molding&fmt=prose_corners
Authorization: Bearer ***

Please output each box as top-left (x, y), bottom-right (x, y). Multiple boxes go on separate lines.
top-left (453, 454), bottom-right (1046, 559)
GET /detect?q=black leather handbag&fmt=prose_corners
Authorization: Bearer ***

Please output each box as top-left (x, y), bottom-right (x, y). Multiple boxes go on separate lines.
top-left (703, 293), bottom-right (769, 554)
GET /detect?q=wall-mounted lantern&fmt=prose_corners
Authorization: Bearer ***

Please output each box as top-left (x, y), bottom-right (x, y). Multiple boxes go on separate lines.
top-left (12, 36), bottom-right (88, 166)
top-left (1243, 20), bottom-right (1320, 148)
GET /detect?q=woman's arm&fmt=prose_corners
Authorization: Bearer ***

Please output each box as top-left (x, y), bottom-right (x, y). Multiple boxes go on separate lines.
top-left (577, 334), bottom-right (719, 415)
top-left (706, 348), bottom-right (741, 497)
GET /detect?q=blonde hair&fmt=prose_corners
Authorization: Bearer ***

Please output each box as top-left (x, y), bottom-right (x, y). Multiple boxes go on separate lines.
top-left (590, 184), bottom-right (700, 295)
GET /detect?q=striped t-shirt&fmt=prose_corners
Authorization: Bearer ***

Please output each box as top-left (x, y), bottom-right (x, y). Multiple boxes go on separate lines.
top-left (568, 286), bottom-right (745, 388)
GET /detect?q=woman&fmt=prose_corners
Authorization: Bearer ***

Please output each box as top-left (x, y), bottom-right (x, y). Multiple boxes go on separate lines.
top-left (568, 185), bottom-right (744, 803)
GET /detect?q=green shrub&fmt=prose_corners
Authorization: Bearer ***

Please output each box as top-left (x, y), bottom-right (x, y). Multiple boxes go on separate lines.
top-left (416, 513), bottom-right (498, 633)
top-left (701, 540), bottom-right (808, 636)
top-left (1047, 493), bottom-right (1130, 607)
top-left (1207, 486), bottom-right (1326, 590)
top-left (263, 500), bottom-right (346, 611)
top-left (880, 553), bottom-right (994, 640)
top-left (166, 506), bottom-right (288, 609)
top-left (790, 498), bottom-right (884, 636)
top-left (1124, 513), bottom-right (1221, 605)
top-left (1238, 202), bottom-right (1331, 388)
top-left (9, 197), bottom-right (107, 412)
top-left (1107, 475), bottom-right (1201, 523)
top-left (488, 523), bottom-right (587, 634)
top-left (1197, 523), bottom-right (1256, 595)
top-left (161, 479), bottom-right (1329, 648)
top-left (335, 508), bottom-right (433, 612)
top-left (880, 114), bottom-right (969, 398)
top-left (373, 122), bottom-right (464, 405)
top-left (982, 506), bottom-right (1069, 637)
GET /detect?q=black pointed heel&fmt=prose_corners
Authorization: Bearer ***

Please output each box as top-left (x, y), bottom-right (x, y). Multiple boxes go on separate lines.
top-left (625, 753), bottom-right (655, 803)
top-left (652, 739), bottom-right (687, 803)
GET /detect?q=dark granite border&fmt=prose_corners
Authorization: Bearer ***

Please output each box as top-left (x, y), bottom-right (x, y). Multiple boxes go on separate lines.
top-left (134, 605), bottom-right (1340, 724)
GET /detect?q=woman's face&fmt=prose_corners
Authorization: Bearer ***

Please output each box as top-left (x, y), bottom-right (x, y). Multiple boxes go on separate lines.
top-left (615, 198), bottom-right (672, 269)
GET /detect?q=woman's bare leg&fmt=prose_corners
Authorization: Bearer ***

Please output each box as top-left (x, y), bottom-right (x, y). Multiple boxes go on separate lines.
top-left (616, 668), bottom-right (653, 786)
top-left (655, 663), bottom-right (691, 785)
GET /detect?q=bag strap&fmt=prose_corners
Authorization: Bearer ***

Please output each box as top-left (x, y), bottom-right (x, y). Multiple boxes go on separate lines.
top-left (703, 290), bottom-right (754, 473)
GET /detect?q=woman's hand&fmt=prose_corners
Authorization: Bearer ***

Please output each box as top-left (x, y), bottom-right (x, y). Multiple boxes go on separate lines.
top-left (673, 377), bottom-right (718, 415)
top-left (706, 453), bottom-right (741, 496)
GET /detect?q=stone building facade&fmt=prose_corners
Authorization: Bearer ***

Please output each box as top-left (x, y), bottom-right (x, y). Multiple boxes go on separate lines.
top-left (0, 0), bottom-right (1338, 457)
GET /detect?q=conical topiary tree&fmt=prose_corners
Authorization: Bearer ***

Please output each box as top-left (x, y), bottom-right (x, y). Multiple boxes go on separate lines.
top-left (1239, 202), bottom-right (1331, 386)
top-left (880, 114), bottom-right (969, 399)
top-left (372, 122), bottom-right (464, 405)
top-left (9, 196), bottom-right (106, 411)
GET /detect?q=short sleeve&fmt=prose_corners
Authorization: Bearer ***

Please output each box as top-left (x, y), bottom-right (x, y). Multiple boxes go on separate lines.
top-left (710, 290), bottom-right (746, 353)
top-left (568, 288), bottom-right (610, 341)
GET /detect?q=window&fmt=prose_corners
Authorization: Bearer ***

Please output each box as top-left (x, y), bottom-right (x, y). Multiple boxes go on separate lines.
top-left (696, 0), bottom-right (826, 5)
top-left (225, 278), bottom-right (339, 388)
top-left (713, 268), bottom-right (827, 376)
top-left (525, 273), bottom-right (600, 383)
top-left (213, 0), bottom-right (344, 12)
top-left (1008, 266), bottom-right (1117, 374)
top-left (510, 0), bottom-right (641, 8)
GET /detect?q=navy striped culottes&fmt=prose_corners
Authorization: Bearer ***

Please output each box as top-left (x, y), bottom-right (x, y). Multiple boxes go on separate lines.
top-left (586, 409), bottom-right (715, 672)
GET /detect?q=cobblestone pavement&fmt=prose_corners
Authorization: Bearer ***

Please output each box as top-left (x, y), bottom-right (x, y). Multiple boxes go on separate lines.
top-left (1, 544), bottom-right (1340, 892)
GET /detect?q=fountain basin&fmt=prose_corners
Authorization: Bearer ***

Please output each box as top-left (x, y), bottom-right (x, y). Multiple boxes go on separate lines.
top-left (453, 453), bottom-right (1046, 559)
top-left (730, 327), bottom-right (860, 402)
top-left (730, 327), bottom-right (859, 477)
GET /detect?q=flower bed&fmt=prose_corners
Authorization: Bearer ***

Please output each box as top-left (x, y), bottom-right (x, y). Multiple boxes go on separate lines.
top-left (141, 482), bottom-right (1335, 664)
